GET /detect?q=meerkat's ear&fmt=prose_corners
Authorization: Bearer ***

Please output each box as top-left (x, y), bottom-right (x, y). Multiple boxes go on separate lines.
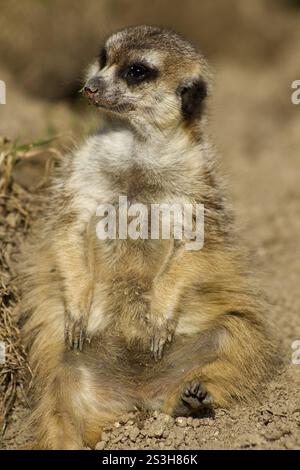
top-left (178, 79), bottom-right (208, 121)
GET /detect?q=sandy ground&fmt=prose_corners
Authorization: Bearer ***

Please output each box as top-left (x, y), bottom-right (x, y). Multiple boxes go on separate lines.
top-left (1, 35), bottom-right (300, 451)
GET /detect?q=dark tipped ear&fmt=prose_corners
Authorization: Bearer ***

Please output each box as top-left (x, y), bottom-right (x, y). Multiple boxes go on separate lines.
top-left (178, 79), bottom-right (208, 121)
top-left (99, 47), bottom-right (108, 69)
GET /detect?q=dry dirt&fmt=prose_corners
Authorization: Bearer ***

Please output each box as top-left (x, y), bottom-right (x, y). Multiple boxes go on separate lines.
top-left (1, 2), bottom-right (300, 451)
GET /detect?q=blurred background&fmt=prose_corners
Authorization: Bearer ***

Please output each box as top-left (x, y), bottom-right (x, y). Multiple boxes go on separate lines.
top-left (1, 0), bottom-right (300, 449)
top-left (0, 0), bottom-right (300, 140)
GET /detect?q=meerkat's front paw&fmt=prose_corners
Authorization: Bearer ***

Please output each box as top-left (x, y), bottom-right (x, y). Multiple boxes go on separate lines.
top-left (150, 319), bottom-right (176, 361)
top-left (64, 310), bottom-right (90, 351)
top-left (64, 283), bottom-right (93, 351)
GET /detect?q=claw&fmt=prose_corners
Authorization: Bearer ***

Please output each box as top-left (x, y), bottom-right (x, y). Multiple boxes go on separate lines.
top-left (150, 325), bottom-right (174, 361)
top-left (79, 328), bottom-right (85, 351)
top-left (64, 312), bottom-right (89, 351)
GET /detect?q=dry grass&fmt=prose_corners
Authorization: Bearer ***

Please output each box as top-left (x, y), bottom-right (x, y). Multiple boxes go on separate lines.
top-left (0, 137), bottom-right (55, 433)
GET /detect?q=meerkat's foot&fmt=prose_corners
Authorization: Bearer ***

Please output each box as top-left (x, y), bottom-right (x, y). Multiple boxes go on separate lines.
top-left (181, 380), bottom-right (214, 410)
top-left (65, 311), bottom-right (90, 351)
top-left (150, 320), bottom-right (175, 361)
top-left (162, 379), bottom-right (214, 417)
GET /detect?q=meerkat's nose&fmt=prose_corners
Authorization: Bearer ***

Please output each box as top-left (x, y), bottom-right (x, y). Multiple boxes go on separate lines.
top-left (83, 77), bottom-right (103, 97)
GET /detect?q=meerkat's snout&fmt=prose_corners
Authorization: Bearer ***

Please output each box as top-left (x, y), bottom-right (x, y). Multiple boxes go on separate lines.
top-left (83, 77), bottom-right (105, 102)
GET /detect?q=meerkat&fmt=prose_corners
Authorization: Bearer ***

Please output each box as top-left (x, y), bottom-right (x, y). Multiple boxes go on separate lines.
top-left (18, 25), bottom-right (274, 449)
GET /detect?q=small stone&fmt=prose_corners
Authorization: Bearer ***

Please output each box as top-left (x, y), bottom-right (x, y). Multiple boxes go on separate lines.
top-left (147, 420), bottom-right (165, 438)
top-left (185, 429), bottom-right (196, 441)
top-left (284, 439), bottom-right (296, 450)
top-left (95, 441), bottom-right (106, 450)
top-left (129, 428), bottom-right (140, 442)
top-left (262, 427), bottom-right (285, 441)
top-left (175, 417), bottom-right (186, 427)
top-left (114, 434), bottom-right (123, 443)
top-left (119, 414), bottom-right (129, 424)
top-left (174, 427), bottom-right (186, 445)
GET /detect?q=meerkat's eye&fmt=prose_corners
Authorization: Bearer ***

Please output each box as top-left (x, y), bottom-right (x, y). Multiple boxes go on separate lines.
top-left (99, 48), bottom-right (108, 69)
top-left (127, 64), bottom-right (148, 79)
top-left (122, 62), bottom-right (158, 85)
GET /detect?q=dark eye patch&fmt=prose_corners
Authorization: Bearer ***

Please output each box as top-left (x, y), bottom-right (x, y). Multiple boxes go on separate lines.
top-left (99, 47), bottom-right (108, 69)
top-left (120, 62), bottom-right (159, 86)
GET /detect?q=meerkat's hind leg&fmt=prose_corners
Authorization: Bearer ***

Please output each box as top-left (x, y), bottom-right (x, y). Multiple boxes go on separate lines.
top-left (142, 308), bottom-right (273, 417)
top-left (139, 328), bottom-right (220, 414)
top-left (161, 312), bottom-right (273, 417)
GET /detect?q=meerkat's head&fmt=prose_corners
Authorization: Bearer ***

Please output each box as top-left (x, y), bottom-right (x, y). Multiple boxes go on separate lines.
top-left (83, 25), bottom-right (211, 136)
